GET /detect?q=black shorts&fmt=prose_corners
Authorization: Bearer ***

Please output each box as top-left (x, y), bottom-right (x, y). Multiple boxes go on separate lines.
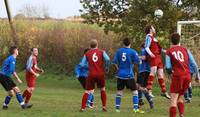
top-left (117, 78), bottom-right (137, 91)
top-left (78, 76), bottom-right (86, 89)
top-left (137, 72), bottom-right (150, 87)
top-left (0, 74), bottom-right (16, 91)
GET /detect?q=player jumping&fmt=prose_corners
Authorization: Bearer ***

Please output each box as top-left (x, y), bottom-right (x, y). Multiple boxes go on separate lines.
top-left (79, 39), bottom-right (110, 112)
top-left (0, 46), bottom-right (26, 109)
top-left (112, 38), bottom-right (144, 113)
top-left (166, 33), bottom-right (200, 117)
top-left (144, 25), bottom-right (170, 99)
top-left (23, 48), bottom-right (44, 107)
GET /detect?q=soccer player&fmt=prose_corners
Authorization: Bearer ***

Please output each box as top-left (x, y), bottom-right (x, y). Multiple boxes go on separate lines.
top-left (166, 33), bottom-right (200, 117)
top-left (79, 39), bottom-right (110, 112)
top-left (112, 38), bottom-right (144, 113)
top-left (75, 48), bottom-right (94, 108)
top-left (0, 46), bottom-right (26, 109)
top-left (23, 48), bottom-right (44, 107)
top-left (144, 25), bottom-right (170, 99)
top-left (137, 43), bottom-right (154, 109)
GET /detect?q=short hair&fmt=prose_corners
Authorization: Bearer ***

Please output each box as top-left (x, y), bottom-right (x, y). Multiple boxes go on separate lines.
top-left (123, 37), bottom-right (131, 46)
top-left (9, 46), bottom-right (18, 54)
top-left (90, 39), bottom-right (98, 48)
top-left (145, 25), bottom-right (152, 34)
top-left (141, 43), bottom-right (145, 48)
top-left (31, 47), bottom-right (37, 52)
top-left (171, 33), bottom-right (180, 45)
top-left (84, 48), bottom-right (90, 54)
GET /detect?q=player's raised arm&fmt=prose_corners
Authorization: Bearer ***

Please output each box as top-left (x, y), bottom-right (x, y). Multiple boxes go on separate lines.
top-left (187, 50), bottom-right (200, 82)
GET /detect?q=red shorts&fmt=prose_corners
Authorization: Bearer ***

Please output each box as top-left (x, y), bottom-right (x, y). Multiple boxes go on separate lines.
top-left (170, 75), bottom-right (191, 95)
top-left (26, 75), bottom-right (37, 88)
top-left (149, 55), bottom-right (163, 69)
top-left (86, 75), bottom-right (105, 90)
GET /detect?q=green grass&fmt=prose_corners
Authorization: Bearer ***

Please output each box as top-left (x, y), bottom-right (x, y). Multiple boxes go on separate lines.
top-left (0, 72), bottom-right (200, 117)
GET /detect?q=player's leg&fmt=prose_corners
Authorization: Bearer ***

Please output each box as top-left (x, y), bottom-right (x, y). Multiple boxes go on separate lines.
top-left (147, 66), bottom-right (157, 97)
top-left (100, 86), bottom-right (107, 112)
top-left (129, 79), bottom-right (144, 113)
top-left (87, 89), bottom-right (94, 108)
top-left (137, 73), bottom-right (144, 107)
top-left (115, 79), bottom-right (125, 112)
top-left (177, 95), bottom-right (184, 117)
top-left (169, 93), bottom-right (179, 117)
top-left (157, 68), bottom-right (170, 99)
top-left (188, 82), bottom-right (192, 100)
top-left (13, 86), bottom-right (26, 109)
top-left (2, 90), bottom-right (14, 109)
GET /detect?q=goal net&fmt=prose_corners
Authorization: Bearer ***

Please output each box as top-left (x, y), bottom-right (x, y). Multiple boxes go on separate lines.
top-left (177, 21), bottom-right (200, 67)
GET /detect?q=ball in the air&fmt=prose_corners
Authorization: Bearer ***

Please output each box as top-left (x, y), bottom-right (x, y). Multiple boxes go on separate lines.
top-left (154, 9), bottom-right (163, 18)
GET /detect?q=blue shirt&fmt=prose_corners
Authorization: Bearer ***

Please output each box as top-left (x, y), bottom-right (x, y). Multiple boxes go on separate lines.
top-left (74, 57), bottom-right (88, 78)
top-left (112, 47), bottom-right (141, 79)
top-left (0, 55), bottom-right (16, 77)
top-left (139, 49), bottom-right (150, 73)
top-left (166, 49), bottom-right (199, 80)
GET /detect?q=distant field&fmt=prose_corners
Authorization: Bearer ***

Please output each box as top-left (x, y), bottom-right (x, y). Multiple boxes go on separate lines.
top-left (0, 72), bottom-right (199, 117)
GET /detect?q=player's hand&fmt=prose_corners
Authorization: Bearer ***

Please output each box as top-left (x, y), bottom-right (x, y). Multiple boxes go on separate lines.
top-left (17, 79), bottom-right (22, 84)
top-left (40, 69), bottom-right (44, 73)
top-left (35, 73), bottom-right (40, 77)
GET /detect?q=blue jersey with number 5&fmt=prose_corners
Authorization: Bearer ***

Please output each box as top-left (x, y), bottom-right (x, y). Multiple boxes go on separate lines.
top-left (112, 47), bottom-right (141, 79)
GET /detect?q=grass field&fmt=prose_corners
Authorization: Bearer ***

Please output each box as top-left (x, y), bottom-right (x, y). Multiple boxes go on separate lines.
top-left (0, 72), bottom-right (199, 117)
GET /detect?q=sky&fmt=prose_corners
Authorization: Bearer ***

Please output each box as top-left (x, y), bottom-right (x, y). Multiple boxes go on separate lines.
top-left (0, 0), bottom-right (83, 18)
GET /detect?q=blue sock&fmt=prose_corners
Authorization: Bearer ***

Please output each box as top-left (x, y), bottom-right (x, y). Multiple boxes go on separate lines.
top-left (188, 87), bottom-right (192, 99)
top-left (16, 93), bottom-right (25, 107)
top-left (144, 91), bottom-right (153, 105)
top-left (3, 96), bottom-right (12, 106)
top-left (133, 95), bottom-right (139, 109)
top-left (87, 93), bottom-right (93, 106)
top-left (116, 94), bottom-right (121, 110)
top-left (90, 94), bottom-right (94, 106)
top-left (138, 90), bottom-right (143, 101)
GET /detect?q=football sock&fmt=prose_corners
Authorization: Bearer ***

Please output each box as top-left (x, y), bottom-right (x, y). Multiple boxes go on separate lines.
top-left (81, 93), bottom-right (88, 109)
top-left (138, 90), bottom-right (143, 101)
top-left (158, 78), bottom-right (166, 93)
top-left (170, 106), bottom-right (177, 117)
top-left (87, 93), bottom-right (93, 106)
top-left (143, 91), bottom-right (153, 105)
top-left (132, 95), bottom-right (139, 109)
top-left (3, 96), bottom-right (12, 106)
top-left (101, 90), bottom-right (107, 107)
top-left (115, 94), bottom-right (121, 110)
top-left (16, 93), bottom-right (25, 108)
top-left (147, 75), bottom-right (154, 91)
top-left (25, 92), bottom-right (32, 104)
top-left (177, 102), bottom-right (184, 115)
top-left (22, 90), bottom-right (29, 98)
top-left (188, 86), bottom-right (192, 99)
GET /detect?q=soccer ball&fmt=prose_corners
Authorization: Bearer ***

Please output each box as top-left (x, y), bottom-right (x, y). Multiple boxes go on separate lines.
top-left (154, 9), bottom-right (163, 18)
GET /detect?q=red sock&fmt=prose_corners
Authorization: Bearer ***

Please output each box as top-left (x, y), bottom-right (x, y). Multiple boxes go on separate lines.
top-left (170, 106), bottom-right (177, 117)
top-left (81, 93), bottom-right (89, 109)
top-left (147, 75), bottom-right (154, 90)
top-left (177, 102), bottom-right (184, 116)
top-left (101, 90), bottom-right (107, 107)
top-left (158, 78), bottom-right (166, 92)
top-left (23, 90), bottom-right (29, 98)
top-left (25, 92), bottom-right (32, 104)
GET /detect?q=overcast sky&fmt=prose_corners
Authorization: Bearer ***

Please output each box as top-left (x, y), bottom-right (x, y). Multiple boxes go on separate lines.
top-left (0, 0), bottom-right (83, 18)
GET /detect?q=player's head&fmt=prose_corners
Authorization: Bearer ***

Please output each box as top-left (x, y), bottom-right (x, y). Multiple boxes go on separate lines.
top-left (84, 48), bottom-right (90, 54)
top-left (9, 46), bottom-right (18, 56)
top-left (145, 25), bottom-right (156, 35)
top-left (90, 39), bottom-right (98, 49)
top-left (171, 33), bottom-right (180, 45)
top-left (31, 48), bottom-right (38, 56)
top-left (123, 37), bottom-right (131, 47)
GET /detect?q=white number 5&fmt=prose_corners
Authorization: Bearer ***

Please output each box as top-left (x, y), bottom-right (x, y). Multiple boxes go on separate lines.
top-left (122, 53), bottom-right (127, 62)
top-left (92, 53), bottom-right (98, 62)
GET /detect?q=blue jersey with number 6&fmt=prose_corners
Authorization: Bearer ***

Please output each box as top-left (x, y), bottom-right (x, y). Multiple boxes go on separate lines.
top-left (112, 47), bottom-right (141, 79)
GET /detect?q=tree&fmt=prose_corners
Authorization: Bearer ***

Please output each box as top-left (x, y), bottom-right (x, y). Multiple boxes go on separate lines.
top-left (80, 0), bottom-right (200, 49)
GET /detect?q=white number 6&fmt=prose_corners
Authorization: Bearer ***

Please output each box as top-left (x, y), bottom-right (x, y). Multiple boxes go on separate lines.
top-left (92, 53), bottom-right (98, 62)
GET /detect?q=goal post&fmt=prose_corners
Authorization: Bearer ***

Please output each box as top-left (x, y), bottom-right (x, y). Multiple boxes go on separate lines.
top-left (177, 20), bottom-right (200, 67)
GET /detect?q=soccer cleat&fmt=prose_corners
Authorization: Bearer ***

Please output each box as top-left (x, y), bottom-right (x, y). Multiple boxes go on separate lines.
top-left (25, 104), bottom-right (33, 109)
top-left (79, 108), bottom-right (85, 112)
top-left (133, 109), bottom-right (145, 114)
top-left (2, 105), bottom-right (8, 110)
top-left (102, 107), bottom-right (107, 112)
top-left (139, 100), bottom-right (145, 107)
top-left (185, 99), bottom-right (191, 103)
top-left (161, 92), bottom-right (171, 99)
top-left (180, 114), bottom-right (184, 117)
top-left (21, 104), bottom-right (26, 109)
top-left (150, 103), bottom-right (154, 109)
top-left (116, 109), bottom-right (120, 112)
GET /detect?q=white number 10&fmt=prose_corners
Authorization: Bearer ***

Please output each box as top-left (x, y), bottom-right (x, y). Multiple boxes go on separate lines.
top-left (172, 51), bottom-right (184, 62)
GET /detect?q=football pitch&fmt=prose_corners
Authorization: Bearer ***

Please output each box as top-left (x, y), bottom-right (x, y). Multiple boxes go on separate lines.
top-left (0, 72), bottom-right (199, 117)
